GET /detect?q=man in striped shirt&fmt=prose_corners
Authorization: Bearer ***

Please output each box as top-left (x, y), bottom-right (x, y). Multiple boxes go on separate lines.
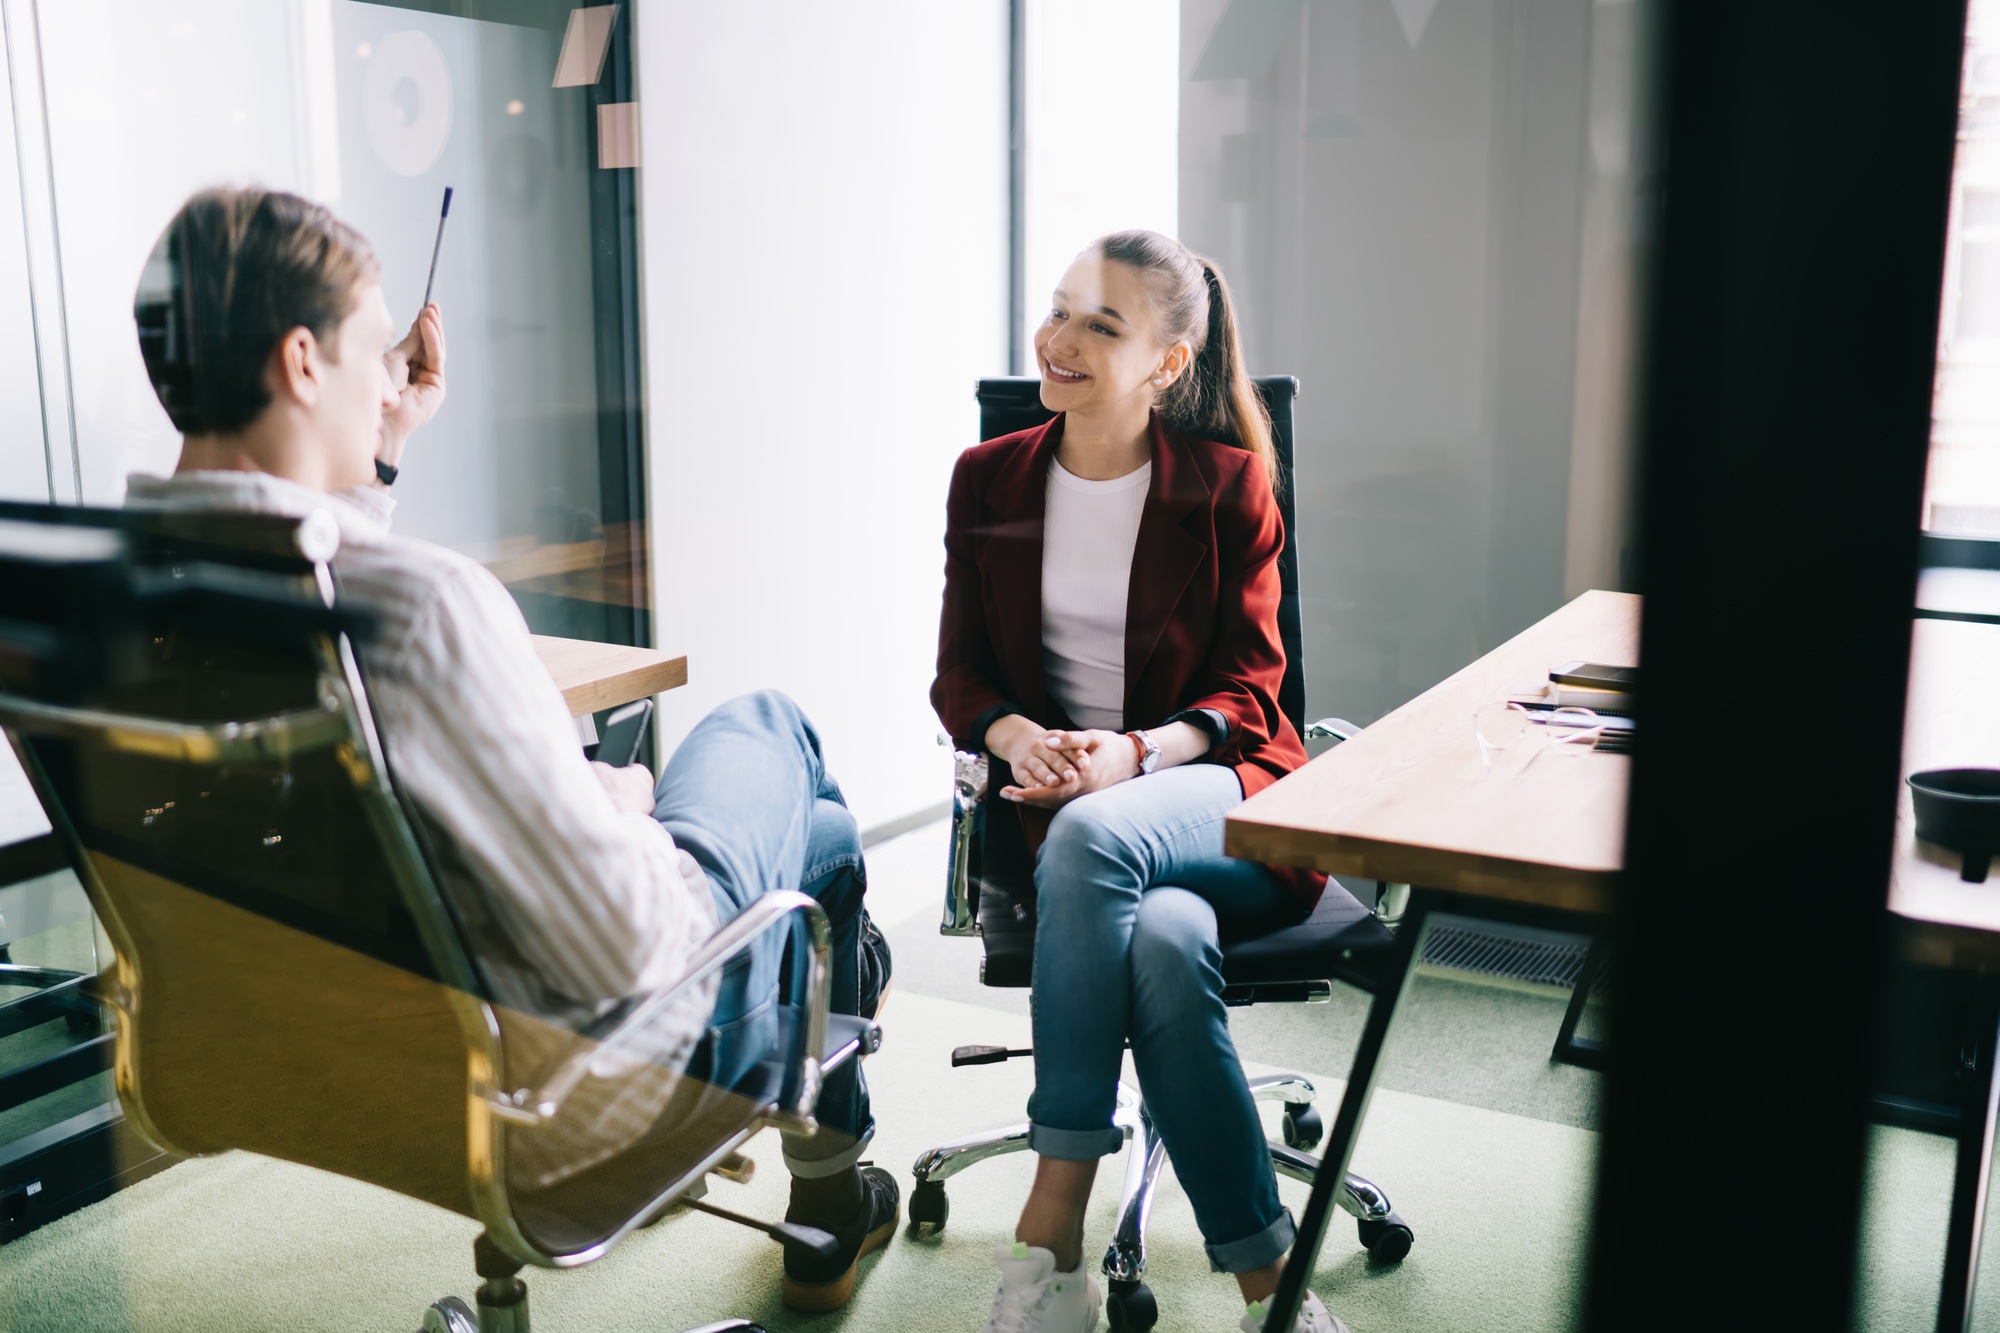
top-left (125, 187), bottom-right (897, 1312)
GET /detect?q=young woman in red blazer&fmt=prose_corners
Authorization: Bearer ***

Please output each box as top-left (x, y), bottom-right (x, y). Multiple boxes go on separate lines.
top-left (935, 232), bottom-right (1345, 1333)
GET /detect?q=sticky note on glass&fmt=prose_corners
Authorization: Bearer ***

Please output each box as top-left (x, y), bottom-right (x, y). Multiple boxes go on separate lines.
top-left (598, 102), bottom-right (640, 169)
top-left (553, 5), bottom-right (619, 88)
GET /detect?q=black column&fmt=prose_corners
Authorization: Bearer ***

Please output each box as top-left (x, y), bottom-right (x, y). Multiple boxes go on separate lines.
top-left (1587, 3), bottom-right (1966, 1329)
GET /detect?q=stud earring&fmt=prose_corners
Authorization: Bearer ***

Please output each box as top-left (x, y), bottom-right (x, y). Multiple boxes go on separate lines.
top-left (1152, 376), bottom-right (1165, 387)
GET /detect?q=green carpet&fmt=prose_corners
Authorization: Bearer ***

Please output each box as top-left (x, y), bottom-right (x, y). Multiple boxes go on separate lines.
top-left (0, 991), bottom-right (1599, 1332)
top-left (0, 821), bottom-right (1984, 1330)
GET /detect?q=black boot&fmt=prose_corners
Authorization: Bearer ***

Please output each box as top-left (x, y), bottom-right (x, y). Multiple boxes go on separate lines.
top-left (780, 1164), bottom-right (901, 1311)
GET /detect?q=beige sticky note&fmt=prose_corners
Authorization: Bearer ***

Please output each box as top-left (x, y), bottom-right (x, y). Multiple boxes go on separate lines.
top-left (552, 5), bottom-right (619, 88)
top-left (598, 102), bottom-right (640, 169)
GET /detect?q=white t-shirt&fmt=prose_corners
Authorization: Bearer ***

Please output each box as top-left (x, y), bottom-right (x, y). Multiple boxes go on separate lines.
top-left (1042, 457), bottom-right (1152, 731)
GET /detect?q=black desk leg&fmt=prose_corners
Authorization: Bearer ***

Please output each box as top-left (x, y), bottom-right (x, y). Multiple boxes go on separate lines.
top-left (1550, 934), bottom-right (1609, 1071)
top-left (1939, 982), bottom-right (2000, 1333)
top-left (1264, 891), bottom-right (1436, 1331)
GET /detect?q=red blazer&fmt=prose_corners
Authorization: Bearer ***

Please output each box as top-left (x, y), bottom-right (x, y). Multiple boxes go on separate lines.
top-left (932, 411), bottom-right (1327, 914)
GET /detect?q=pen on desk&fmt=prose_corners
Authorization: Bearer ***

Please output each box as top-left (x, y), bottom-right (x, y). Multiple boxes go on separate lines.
top-left (420, 186), bottom-right (453, 313)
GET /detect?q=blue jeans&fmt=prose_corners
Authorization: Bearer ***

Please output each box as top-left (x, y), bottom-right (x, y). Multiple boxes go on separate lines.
top-left (1028, 762), bottom-right (1297, 1273)
top-left (650, 690), bottom-right (874, 1177)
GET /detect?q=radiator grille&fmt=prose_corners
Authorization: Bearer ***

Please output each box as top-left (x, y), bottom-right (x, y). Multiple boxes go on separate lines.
top-left (1421, 923), bottom-right (1601, 990)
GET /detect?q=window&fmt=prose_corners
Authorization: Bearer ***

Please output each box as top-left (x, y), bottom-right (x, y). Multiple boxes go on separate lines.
top-left (1928, 0), bottom-right (2000, 534)
top-left (1020, 0), bottom-right (1179, 363)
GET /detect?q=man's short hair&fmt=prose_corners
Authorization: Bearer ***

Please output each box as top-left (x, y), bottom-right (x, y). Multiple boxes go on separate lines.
top-left (134, 187), bottom-right (380, 436)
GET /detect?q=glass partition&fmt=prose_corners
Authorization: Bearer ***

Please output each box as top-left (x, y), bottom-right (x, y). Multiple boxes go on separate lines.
top-left (17, 0), bottom-right (649, 644)
top-left (1174, 0), bottom-right (1653, 728)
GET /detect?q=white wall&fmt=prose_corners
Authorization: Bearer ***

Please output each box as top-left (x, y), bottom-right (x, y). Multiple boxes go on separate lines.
top-left (636, 1), bottom-right (1009, 834)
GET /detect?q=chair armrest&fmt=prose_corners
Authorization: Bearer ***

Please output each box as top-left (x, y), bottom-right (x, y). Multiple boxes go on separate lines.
top-left (491, 890), bottom-right (832, 1129)
top-left (940, 748), bottom-right (989, 937)
top-left (1304, 717), bottom-right (1362, 744)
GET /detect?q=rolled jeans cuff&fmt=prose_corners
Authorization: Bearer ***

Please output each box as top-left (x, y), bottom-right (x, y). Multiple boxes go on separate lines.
top-left (781, 1126), bottom-right (874, 1179)
top-left (1027, 1121), bottom-right (1125, 1161)
top-left (1206, 1206), bottom-right (1296, 1274)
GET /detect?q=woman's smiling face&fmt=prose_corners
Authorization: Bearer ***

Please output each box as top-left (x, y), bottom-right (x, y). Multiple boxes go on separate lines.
top-left (1034, 249), bottom-right (1189, 416)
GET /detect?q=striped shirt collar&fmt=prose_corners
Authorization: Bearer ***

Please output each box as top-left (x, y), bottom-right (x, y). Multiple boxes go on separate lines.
top-left (125, 469), bottom-right (396, 545)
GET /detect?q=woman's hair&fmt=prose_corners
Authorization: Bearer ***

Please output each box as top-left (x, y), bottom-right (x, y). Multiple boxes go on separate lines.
top-left (1097, 230), bottom-right (1275, 485)
top-left (134, 186), bottom-right (380, 436)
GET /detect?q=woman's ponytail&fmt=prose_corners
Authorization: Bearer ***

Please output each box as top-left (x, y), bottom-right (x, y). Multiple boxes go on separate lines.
top-left (1193, 260), bottom-right (1275, 485)
top-left (1097, 231), bottom-right (1277, 489)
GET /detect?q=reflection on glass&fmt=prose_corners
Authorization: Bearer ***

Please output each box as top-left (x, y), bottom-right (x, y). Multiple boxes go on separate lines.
top-left (29, 0), bottom-right (647, 644)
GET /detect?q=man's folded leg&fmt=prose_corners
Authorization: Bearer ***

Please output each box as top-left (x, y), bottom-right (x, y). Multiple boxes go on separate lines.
top-left (773, 794), bottom-right (898, 1311)
top-left (650, 690), bottom-right (896, 1310)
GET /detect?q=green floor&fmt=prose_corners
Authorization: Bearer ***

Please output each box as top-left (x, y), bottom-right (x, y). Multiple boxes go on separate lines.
top-left (0, 823), bottom-right (1981, 1330)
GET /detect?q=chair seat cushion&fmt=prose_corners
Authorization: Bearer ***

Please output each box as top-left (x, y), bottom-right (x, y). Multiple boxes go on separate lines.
top-left (976, 874), bottom-right (1395, 995)
top-left (1219, 877), bottom-right (1395, 995)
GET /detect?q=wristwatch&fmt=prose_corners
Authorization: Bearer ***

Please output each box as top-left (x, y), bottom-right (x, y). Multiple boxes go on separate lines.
top-left (373, 458), bottom-right (400, 487)
top-left (1127, 728), bottom-right (1161, 775)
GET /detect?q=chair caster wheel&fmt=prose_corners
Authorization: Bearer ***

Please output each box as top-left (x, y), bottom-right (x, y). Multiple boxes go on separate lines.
top-left (909, 1179), bottom-right (949, 1234)
top-left (1281, 1104), bottom-right (1323, 1150)
top-left (1357, 1211), bottom-right (1414, 1264)
top-left (419, 1295), bottom-right (477, 1333)
top-left (1107, 1279), bottom-right (1158, 1331)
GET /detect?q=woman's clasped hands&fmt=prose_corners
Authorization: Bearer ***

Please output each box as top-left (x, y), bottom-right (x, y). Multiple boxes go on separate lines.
top-left (987, 714), bottom-right (1141, 808)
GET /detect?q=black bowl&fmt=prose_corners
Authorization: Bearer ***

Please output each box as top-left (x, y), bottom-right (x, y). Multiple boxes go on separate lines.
top-left (1909, 768), bottom-right (2000, 883)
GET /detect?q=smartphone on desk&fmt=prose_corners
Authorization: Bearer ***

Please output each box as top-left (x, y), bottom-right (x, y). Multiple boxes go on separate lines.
top-left (592, 699), bottom-right (653, 768)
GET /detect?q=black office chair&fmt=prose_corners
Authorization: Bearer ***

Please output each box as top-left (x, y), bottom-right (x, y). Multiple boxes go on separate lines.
top-left (908, 378), bottom-right (1413, 1332)
top-left (0, 502), bottom-right (875, 1333)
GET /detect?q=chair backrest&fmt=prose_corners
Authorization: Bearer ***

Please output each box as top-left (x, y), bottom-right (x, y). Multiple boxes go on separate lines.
top-left (0, 504), bottom-right (490, 1217)
top-left (973, 375), bottom-right (1308, 733)
top-left (0, 502), bottom-right (815, 1265)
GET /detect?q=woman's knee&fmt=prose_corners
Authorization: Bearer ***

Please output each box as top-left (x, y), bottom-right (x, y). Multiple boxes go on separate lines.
top-left (1130, 889), bottom-right (1223, 1000)
top-left (1039, 798), bottom-right (1144, 885)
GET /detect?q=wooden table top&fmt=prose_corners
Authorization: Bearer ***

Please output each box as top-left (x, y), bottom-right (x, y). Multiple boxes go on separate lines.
top-left (1889, 616), bottom-right (2000, 968)
top-left (530, 636), bottom-right (687, 717)
top-left (1225, 589), bottom-right (1638, 915)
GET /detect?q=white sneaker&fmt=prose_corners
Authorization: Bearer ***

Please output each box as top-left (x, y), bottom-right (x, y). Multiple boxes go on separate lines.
top-left (980, 1242), bottom-right (1102, 1333)
top-left (1239, 1289), bottom-right (1350, 1333)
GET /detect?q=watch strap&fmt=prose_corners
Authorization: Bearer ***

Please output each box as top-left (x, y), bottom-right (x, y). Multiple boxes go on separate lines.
top-left (374, 458), bottom-right (399, 486)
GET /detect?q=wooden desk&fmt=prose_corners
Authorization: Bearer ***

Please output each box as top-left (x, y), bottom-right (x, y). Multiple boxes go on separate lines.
top-left (530, 636), bottom-right (687, 717)
top-left (1233, 590), bottom-right (1637, 1327)
top-left (1237, 592), bottom-right (2000, 1332)
top-left (1229, 588), bottom-right (1636, 912)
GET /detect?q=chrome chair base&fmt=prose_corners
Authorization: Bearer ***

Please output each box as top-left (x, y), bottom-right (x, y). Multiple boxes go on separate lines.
top-left (419, 1242), bottom-right (770, 1333)
top-left (419, 1297), bottom-right (478, 1333)
top-left (908, 1072), bottom-right (1409, 1294)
